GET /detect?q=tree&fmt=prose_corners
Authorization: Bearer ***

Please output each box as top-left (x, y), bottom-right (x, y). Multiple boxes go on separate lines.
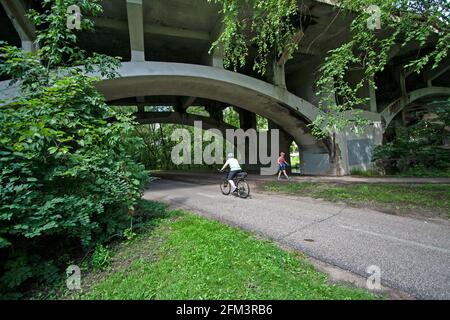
top-left (0, 0), bottom-right (147, 297)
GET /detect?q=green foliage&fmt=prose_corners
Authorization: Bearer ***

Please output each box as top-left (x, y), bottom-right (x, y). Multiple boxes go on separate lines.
top-left (28, 0), bottom-right (119, 73)
top-left (90, 244), bottom-right (112, 270)
top-left (373, 105), bottom-right (450, 175)
top-left (0, 0), bottom-right (148, 296)
top-left (397, 166), bottom-right (450, 178)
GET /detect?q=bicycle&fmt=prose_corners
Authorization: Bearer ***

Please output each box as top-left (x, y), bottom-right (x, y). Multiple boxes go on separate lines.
top-left (218, 170), bottom-right (250, 199)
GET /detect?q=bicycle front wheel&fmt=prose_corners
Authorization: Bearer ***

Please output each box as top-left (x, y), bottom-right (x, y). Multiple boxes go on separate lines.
top-left (237, 180), bottom-right (250, 199)
top-left (220, 180), bottom-right (231, 195)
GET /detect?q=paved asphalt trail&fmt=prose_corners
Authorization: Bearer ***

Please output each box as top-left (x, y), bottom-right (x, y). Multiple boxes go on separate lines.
top-left (144, 179), bottom-right (450, 299)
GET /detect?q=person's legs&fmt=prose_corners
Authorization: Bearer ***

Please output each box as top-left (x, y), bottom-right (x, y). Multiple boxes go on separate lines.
top-left (278, 170), bottom-right (282, 180)
top-left (283, 170), bottom-right (289, 179)
top-left (228, 179), bottom-right (237, 191)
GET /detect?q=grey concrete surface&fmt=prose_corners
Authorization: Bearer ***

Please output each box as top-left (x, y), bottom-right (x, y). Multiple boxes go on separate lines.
top-left (144, 179), bottom-right (450, 300)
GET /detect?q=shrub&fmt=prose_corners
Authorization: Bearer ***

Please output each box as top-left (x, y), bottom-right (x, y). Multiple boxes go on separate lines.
top-left (91, 245), bottom-right (112, 270)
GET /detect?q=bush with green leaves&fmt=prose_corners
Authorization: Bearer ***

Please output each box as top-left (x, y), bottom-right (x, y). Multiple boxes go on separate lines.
top-left (0, 0), bottom-right (148, 297)
top-left (373, 104), bottom-right (450, 175)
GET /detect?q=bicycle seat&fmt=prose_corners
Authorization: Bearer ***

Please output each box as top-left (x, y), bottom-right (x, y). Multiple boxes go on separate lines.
top-left (236, 172), bottom-right (248, 178)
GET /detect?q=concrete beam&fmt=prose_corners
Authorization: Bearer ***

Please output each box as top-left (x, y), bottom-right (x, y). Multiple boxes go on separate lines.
top-left (278, 29), bottom-right (305, 66)
top-left (275, 29), bottom-right (305, 85)
top-left (135, 112), bottom-right (236, 135)
top-left (0, 0), bottom-right (37, 52)
top-left (205, 104), bottom-right (225, 122)
top-left (109, 97), bottom-right (176, 106)
top-left (136, 96), bottom-right (146, 113)
top-left (369, 76), bottom-right (377, 113)
top-left (175, 96), bottom-right (197, 113)
top-left (95, 17), bottom-right (210, 41)
top-left (203, 17), bottom-right (224, 68)
top-left (126, 0), bottom-right (145, 61)
top-left (381, 86), bottom-right (450, 128)
top-left (399, 69), bottom-right (407, 99)
top-left (270, 60), bottom-right (286, 88)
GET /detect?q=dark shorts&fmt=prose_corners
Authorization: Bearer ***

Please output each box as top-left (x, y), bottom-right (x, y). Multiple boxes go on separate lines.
top-left (278, 163), bottom-right (287, 171)
top-left (227, 170), bottom-right (242, 180)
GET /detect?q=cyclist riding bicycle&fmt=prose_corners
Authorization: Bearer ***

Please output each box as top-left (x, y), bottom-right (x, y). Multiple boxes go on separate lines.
top-left (220, 153), bottom-right (242, 194)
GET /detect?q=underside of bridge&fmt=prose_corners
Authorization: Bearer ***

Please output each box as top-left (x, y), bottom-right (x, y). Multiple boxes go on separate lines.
top-left (1, 0), bottom-right (449, 175)
top-left (97, 61), bottom-right (328, 173)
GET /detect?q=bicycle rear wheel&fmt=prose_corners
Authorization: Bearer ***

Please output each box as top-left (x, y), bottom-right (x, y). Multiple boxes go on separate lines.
top-left (237, 180), bottom-right (250, 199)
top-left (220, 180), bottom-right (231, 195)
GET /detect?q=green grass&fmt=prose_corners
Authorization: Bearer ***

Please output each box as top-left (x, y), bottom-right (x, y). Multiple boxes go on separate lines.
top-left (263, 182), bottom-right (450, 218)
top-left (72, 201), bottom-right (376, 300)
top-left (291, 155), bottom-right (300, 167)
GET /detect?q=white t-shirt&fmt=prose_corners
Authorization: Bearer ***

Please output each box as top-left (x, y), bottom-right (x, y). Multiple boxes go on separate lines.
top-left (225, 158), bottom-right (241, 171)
